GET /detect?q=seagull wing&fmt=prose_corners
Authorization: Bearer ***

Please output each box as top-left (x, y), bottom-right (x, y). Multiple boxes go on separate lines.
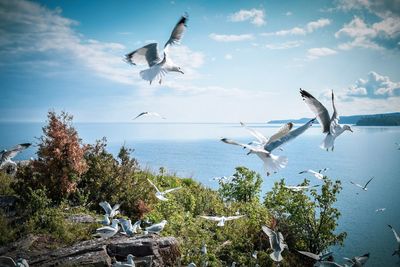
top-left (364, 177), bottom-right (374, 188)
top-left (164, 14), bottom-right (188, 48)
top-left (350, 181), bottom-right (363, 188)
top-left (0, 256), bottom-right (16, 266)
top-left (133, 112), bottom-right (148, 120)
top-left (389, 225), bottom-right (400, 243)
top-left (112, 203), bottom-right (120, 212)
top-left (300, 89), bottom-right (331, 133)
top-left (330, 91), bottom-right (340, 134)
top-left (148, 112), bottom-right (166, 119)
top-left (261, 225), bottom-right (275, 238)
top-left (265, 118), bottom-right (315, 152)
top-left (267, 123), bottom-right (294, 144)
top-left (99, 201), bottom-right (112, 215)
top-left (240, 122), bottom-right (269, 144)
top-left (118, 218), bottom-right (132, 232)
top-left (225, 215), bottom-right (244, 221)
top-left (200, 215), bottom-right (221, 221)
top-left (125, 43), bottom-right (161, 67)
top-left (164, 187), bottom-right (182, 194)
top-left (297, 250), bottom-right (320, 260)
top-left (147, 179), bottom-right (160, 192)
top-left (2, 143), bottom-right (31, 161)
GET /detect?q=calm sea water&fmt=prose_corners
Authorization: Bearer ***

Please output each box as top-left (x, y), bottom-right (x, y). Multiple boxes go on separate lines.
top-left (1, 122), bottom-right (400, 266)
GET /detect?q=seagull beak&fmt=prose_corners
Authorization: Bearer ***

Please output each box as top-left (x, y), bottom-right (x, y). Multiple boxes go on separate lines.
top-left (179, 70), bottom-right (184, 74)
top-left (349, 128), bottom-right (353, 132)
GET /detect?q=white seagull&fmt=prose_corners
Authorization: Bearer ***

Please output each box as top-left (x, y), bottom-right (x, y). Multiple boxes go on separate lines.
top-left (98, 214), bottom-right (110, 225)
top-left (240, 122), bottom-right (293, 148)
top-left (200, 215), bottom-right (244, 227)
top-left (297, 250), bottom-right (333, 262)
top-left (201, 243), bottom-right (207, 255)
top-left (125, 14), bottom-right (188, 84)
top-left (145, 220), bottom-right (167, 234)
top-left (94, 219), bottom-right (120, 238)
top-left (99, 201), bottom-right (120, 218)
top-left (0, 256), bottom-right (29, 267)
top-left (262, 225), bottom-right (288, 262)
top-left (147, 179), bottom-right (181, 201)
top-left (112, 254), bottom-right (135, 267)
top-left (388, 224), bottom-right (400, 256)
top-left (300, 89), bottom-right (353, 151)
top-left (343, 253), bottom-right (370, 266)
top-left (350, 177), bottom-right (373, 191)
top-left (119, 219), bottom-right (142, 236)
top-left (284, 185), bottom-right (319, 192)
top-left (133, 112), bottom-right (166, 120)
top-left (299, 168), bottom-right (328, 180)
top-left (0, 143), bottom-right (31, 170)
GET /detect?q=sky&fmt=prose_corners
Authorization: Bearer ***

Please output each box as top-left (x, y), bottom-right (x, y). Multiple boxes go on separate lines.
top-left (0, 0), bottom-right (399, 122)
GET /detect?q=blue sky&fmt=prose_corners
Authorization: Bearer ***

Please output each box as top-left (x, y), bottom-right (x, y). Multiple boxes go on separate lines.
top-left (0, 0), bottom-right (399, 122)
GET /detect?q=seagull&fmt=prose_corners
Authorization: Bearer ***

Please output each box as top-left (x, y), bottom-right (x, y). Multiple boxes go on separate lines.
top-left (343, 253), bottom-right (370, 266)
top-left (147, 179), bottom-right (181, 201)
top-left (300, 89), bottom-right (353, 151)
top-left (350, 177), bottom-right (373, 191)
top-left (98, 214), bottom-right (110, 225)
top-left (262, 225), bottom-right (288, 262)
top-left (299, 168), bottom-right (328, 180)
top-left (375, 208), bottom-right (386, 213)
top-left (133, 112), bottom-right (166, 120)
top-left (240, 122), bottom-right (293, 148)
top-left (297, 250), bottom-right (333, 262)
top-left (201, 243), bottom-right (207, 255)
top-left (99, 201), bottom-right (120, 218)
top-left (125, 14), bottom-right (188, 84)
top-left (388, 224), bottom-right (400, 256)
top-left (284, 185), bottom-right (320, 192)
top-left (187, 263), bottom-right (197, 267)
top-left (112, 254), bottom-right (135, 267)
top-left (252, 250), bottom-right (258, 259)
top-left (0, 143), bottom-right (31, 171)
top-left (0, 256), bottom-right (29, 267)
top-left (200, 215), bottom-right (244, 227)
top-left (145, 220), bottom-right (167, 234)
top-left (119, 219), bottom-right (142, 236)
top-left (94, 219), bottom-right (120, 238)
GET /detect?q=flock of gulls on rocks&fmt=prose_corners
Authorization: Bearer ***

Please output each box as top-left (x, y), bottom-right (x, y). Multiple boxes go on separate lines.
top-left (0, 13), bottom-right (399, 267)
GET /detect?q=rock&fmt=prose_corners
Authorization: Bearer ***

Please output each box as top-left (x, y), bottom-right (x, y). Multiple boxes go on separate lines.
top-left (67, 214), bottom-right (96, 224)
top-left (0, 196), bottom-right (18, 217)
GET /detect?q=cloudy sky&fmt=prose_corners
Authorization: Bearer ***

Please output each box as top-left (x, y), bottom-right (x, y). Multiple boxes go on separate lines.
top-left (0, 0), bottom-right (399, 122)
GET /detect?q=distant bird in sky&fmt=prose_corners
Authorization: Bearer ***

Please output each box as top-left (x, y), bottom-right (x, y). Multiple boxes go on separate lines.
top-left (119, 219), bottom-right (142, 236)
top-left (0, 256), bottom-right (29, 267)
top-left (262, 225), bottom-right (288, 262)
top-left (300, 89), bottom-right (353, 151)
top-left (388, 224), bottom-right (400, 257)
top-left (200, 215), bottom-right (244, 227)
top-left (284, 185), bottom-right (319, 192)
top-left (112, 254), bottom-right (135, 267)
top-left (0, 143), bottom-right (31, 170)
top-left (343, 253), bottom-right (370, 266)
top-left (99, 201), bottom-right (120, 218)
top-left (299, 168), bottom-right (328, 180)
top-left (125, 14), bottom-right (188, 84)
top-left (297, 250), bottom-right (333, 262)
top-left (350, 177), bottom-right (373, 191)
top-left (133, 112), bottom-right (166, 120)
top-left (145, 220), bottom-right (167, 234)
top-left (94, 219), bottom-right (120, 238)
top-left (147, 179), bottom-right (181, 201)
top-left (375, 208), bottom-right (386, 213)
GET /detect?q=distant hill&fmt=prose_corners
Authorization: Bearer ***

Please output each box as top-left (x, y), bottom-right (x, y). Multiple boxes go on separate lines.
top-left (268, 112), bottom-right (400, 126)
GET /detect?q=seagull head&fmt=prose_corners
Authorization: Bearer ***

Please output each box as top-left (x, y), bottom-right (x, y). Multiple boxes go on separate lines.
top-left (343, 125), bottom-right (353, 132)
top-left (172, 66), bottom-right (184, 74)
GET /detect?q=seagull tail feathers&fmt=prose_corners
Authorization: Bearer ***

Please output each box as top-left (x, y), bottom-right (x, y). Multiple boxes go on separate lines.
top-left (270, 251), bottom-right (283, 262)
top-left (263, 154), bottom-right (288, 174)
top-left (140, 67), bottom-right (165, 84)
top-left (320, 134), bottom-right (335, 150)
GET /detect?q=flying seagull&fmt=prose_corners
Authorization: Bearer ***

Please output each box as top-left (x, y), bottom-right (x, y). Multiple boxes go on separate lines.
top-left (343, 253), bottom-right (370, 266)
top-left (300, 89), bottom-right (353, 151)
top-left (112, 254), bottom-right (135, 267)
top-left (99, 201), bottom-right (120, 218)
top-left (240, 122), bottom-right (293, 147)
top-left (0, 143), bottom-right (31, 171)
top-left (145, 220), bottom-right (167, 234)
top-left (200, 215), bottom-right (244, 227)
top-left (350, 177), bottom-right (373, 191)
top-left (299, 168), bottom-right (328, 180)
top-left (297, 250), bottom-right (333, 262)
top-left (125, 14), bottom-right (188, 84)
top-left (262, 225), bottom-right (288, 262)
top-left (221, 119), bottom-right (314, 176)
top-left (133, 112), bottom-right (166, 120)
top-left (147, 179), bottom-right (181, 201)
top-left (284, 185), bottom-right (319, 192)
top-left (388, 224), bottom-right (400, 256)
top-left (375, 208), bottom-right (386, 213)
top-left (0, 256), bottom-right (29, 267)
top-left (94, 219), bottom-right (120, 238)
top-left (119, 219), bottom-right (142, 236)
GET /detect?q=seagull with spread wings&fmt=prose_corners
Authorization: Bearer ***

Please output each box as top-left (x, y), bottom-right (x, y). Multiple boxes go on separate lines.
top-left (343, 253), bottom-right (370, 266)
top-left (125, 14), bottom-right (188, 84)
top-left (240, 122), bottom-right (293, 147)
top-left (350, 177), bottom-right (373, 191)
top-left (147, 179), bottom-right (181, 201)
top-left (299, 168), bottom-right (328, 180)
top-left (300, 89), bottom-right (353, 151)
top-left (262, 225), bottom-right (288, 262)
top-left (133, 112), bottom-right (166, 120)
top-left (119, 219), bottom-right (142, 236)
top-left (0, 143), bottom-right (31, 171)
top-left (388, 224), bottom-right (400, 257)
top-left (297, 250), bottom-right (333, 262)
top-left (99, 201), bottom-right (120, 218)
top-left (200, 215), bottom-right (244, 227)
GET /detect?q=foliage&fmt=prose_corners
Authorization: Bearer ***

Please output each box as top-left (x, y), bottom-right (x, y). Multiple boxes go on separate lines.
top-left (264, 178), bottom-right (347, 254)
top-left (0, 172), bottom-right (14, 195)
top-left (0, 213), bottom-right (15, 246)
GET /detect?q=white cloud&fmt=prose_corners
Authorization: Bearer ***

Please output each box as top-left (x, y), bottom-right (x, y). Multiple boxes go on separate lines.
top-left (275, 27), bottom-right (306, 36)
top-left (229, 8), bottom-right (266, 26)
top-left (307, 47), bottom-right (337, 59)
top-left (224, 54), bottom-right (233, 60)
top-left (209, 33), bottom-right (254, 42)
top-left (265, 41), bottom-right (303, 50)
top-left (306, 18), bottom-right (332, 32)
top-left (261, 18), bottom-right (331, 36)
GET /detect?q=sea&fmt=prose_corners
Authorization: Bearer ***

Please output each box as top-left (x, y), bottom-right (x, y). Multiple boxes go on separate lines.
top-left (1, 122), bottom-right (399, 266)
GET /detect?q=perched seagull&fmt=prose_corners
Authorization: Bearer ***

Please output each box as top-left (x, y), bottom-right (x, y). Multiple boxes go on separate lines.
top-left (112, 254), bottom-right (135, 267)
top-left (300, 89), bottom-right (353, 151)
top-left (147, 179), bottom-right (181, 201)
top-left (343, 253), bottom-right (370, 267)
top-left (0, 143), bottom-right (31, 170)
top-left (262, 225), bottom-right (288, 262)
top-left (145, 220), bottom-right (167, 234)
top-left (94, 219), bottom-right (120, 238)
top-left (125, 14), bottom-right (188, 84)
top-left (200, 215), bottom-right (244, 227)
top-left (350, 177), bottom-right (373, 191)
top-left (119, 219), bottom-right (142, 236)
top-left (297, 250), bottom-right (333, 262)
top-left (98, 214), bottom-right (110, 226)
top-left (375, 208), bottom-right (386, 213)
top-left (240, 122), bottom-right (293, 147)
top-left (388, 224), bottom-right (400, 256)
top-left (201, 243), bottom-right (207, 255)
top-left (0, 256), bottom-right (29, 267)
top-left (299, 169), bottom-right (328, 180)
top-left (99, 201), bottom-right (120, 218)
top-left (284, 185), bottom-right (319, 192)
top-left (133, 112), bottom-right (166, 120)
